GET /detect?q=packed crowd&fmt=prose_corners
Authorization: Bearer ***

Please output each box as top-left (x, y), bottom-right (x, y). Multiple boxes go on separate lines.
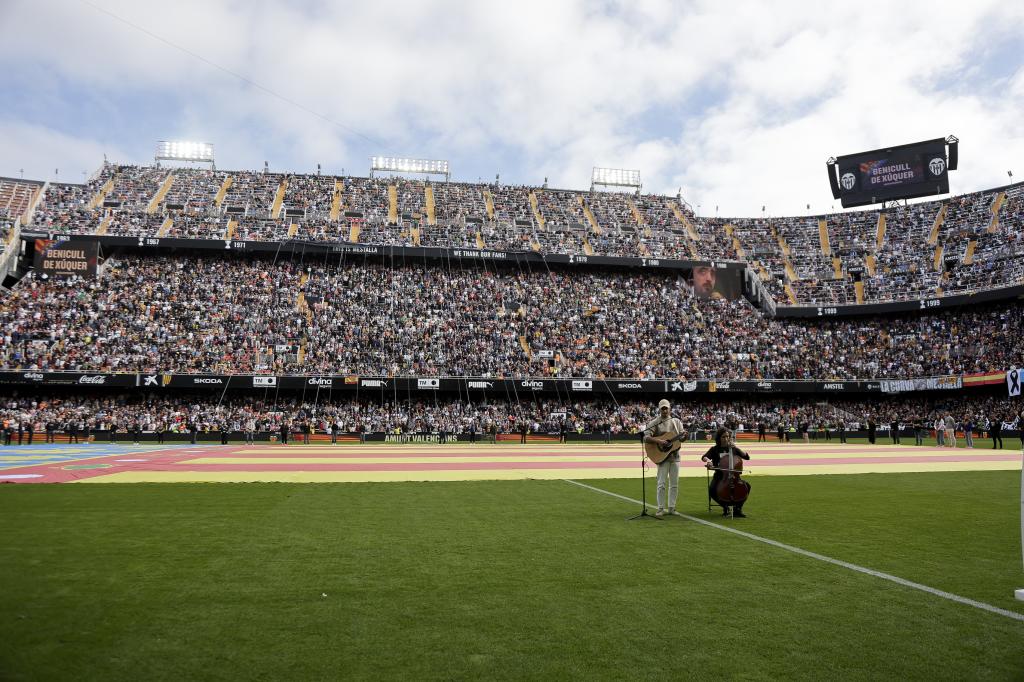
top-left (0, 391), bottom-right (1019, 439)
top-left (21, 163), bottom-right (1024, 307)
top-left (0, 256), bottom-right (303, 373)
top-left (0, 253), bottom-right (1021, 379)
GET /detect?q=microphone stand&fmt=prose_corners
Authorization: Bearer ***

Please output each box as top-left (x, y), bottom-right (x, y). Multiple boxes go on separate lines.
top-left (706, 462), bottom-right (712, 513)
top-left (628, 435), bottom-right (661, 520)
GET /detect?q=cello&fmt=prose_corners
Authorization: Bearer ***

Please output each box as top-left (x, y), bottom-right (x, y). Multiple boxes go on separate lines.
top-left (706, 442), bottom-right (750, 517)
top-left (713, 448), bottom-right (749, 507)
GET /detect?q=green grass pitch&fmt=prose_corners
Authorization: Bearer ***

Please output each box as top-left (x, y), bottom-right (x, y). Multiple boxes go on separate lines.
top-left (1, 471), bottom-right (1022, 680)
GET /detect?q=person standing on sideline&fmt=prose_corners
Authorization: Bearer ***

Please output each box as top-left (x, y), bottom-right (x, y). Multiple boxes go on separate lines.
top-left (964, 418), bottom-right (974, 449)
top-left (838, 419), bottom-right (847, 444)
top-left (944, 413), bottom-right (956, 448)
top-left (934, 417), bottom-right (944, 447)
top-left (867, 417), bottom-right (876, 445)
top-left (280, 420), bottom-right (290, 445)
top-left (914, 417), bottom-right (924, 446)
top-left (642, 399), bottom-right (686, 519)
top-left (890, 418), bottom-right (900, 445)
top-left (989, 414), bottom-right (1003, 449)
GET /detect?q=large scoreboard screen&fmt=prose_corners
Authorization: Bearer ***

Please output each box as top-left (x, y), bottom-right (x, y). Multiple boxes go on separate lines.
top-left (834, 138), bottom-right (950, 208)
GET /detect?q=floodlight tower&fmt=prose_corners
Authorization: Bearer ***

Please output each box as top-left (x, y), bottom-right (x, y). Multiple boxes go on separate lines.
top-left (591, 167), bottom-right (641, 193)
top-left (155, 141), bottom-right (216, 169)
top-left (370, 156), bottom-right (450, 181)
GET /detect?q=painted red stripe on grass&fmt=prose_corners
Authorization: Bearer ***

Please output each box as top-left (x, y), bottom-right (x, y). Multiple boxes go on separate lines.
top-left (224, 450), bottom-right (637, 459)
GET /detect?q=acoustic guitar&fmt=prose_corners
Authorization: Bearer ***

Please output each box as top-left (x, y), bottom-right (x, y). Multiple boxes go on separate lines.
top-left (644, 431), bottom-right (685, 464)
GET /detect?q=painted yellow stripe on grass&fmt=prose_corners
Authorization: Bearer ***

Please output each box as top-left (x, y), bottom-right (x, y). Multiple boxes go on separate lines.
top-left (77, 459), bottom-right (1018, 484)
top-left (744, 461), bottom-right (1020, 476)
top-left (231, 444), bottom-right (619, 453)
top-left (77, 468), bottom-right (636, 483)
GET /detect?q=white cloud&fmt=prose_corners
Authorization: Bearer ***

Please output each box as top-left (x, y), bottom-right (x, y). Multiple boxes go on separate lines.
top-left (0, 120), bottom-right (129, 183)
top-left (0, 0), bottom-right (1021, 214)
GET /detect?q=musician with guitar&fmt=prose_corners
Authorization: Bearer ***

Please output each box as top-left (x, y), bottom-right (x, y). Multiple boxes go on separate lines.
top-left (642, 399), bottom-right (687, 518)
top-left (702, 428), bottom-right (751, 518)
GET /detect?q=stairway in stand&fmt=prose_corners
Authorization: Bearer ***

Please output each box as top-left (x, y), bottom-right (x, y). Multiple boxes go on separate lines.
top-left (88, 176), bottom-right (115, 210)
top-left (580, 197), bottom-right (601, 235)
top-left (669, 201), bottom-right (700, 258)
top-left (387, 184), bottom-right (398, 224)
top-left (528, 191), bottom-right (546, 230)
top-left (424, 185), bottom-right (437, 226)
top-left (988, 191), bottom-right (1006, 234)
top-left (927, 205), bottom-right (945, 245)
top-left (146, 172), bottom-right (175, 214)
top-left (213, 176), bottom-right (233, 209)
top-left (963, 240), bottom-right (977, 265)
top-left (330, 181), bottom-right (343, 222)
top-left (818, 218), bottom-right (831, 256)
top-left (270, 178), bottom-right (288, 219)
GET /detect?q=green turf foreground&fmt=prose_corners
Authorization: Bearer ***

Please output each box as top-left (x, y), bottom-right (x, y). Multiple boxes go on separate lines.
top-left (1, 472), bottom-right (1022, 680)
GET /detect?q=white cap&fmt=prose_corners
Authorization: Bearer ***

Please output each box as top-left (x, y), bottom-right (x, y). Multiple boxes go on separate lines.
top-left (658, 399), bottom-right (670, 410)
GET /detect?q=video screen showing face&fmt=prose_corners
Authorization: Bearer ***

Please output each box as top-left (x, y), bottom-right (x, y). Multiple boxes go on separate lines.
top-left (687, 264), bottom-right (740, 300)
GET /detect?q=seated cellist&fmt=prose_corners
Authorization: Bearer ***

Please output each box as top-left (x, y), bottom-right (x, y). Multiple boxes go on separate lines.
top-left (701, 427), bottom-right (751, 518)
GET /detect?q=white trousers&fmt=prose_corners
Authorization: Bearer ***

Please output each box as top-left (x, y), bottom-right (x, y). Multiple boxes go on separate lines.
top-left (656, 459), bottom-right (679, 510)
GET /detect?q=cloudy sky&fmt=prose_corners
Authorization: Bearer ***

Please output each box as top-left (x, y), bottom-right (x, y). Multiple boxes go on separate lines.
top-left (1, 0), bottom-right (1022, 216)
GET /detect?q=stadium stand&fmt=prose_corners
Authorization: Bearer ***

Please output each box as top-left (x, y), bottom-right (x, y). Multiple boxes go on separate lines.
top-left (0, 177), bottom-right (45, 223)
top-left (21, 162), bottom-right (1024, 308)
top-left (5, 160), bottom-right (1023, 440)
top-left (0, 392), bottom-right (1018, 439)
top-left (0, 253), bottom-right (1019, 380)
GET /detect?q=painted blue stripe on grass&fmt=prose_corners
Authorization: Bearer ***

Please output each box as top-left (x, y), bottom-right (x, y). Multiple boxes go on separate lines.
top-left (0, 443), bottom-right (194, 469)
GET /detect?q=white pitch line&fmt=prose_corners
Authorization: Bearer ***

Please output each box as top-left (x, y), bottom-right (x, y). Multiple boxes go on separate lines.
top-left (563, 479), bottom-right (1024, 623)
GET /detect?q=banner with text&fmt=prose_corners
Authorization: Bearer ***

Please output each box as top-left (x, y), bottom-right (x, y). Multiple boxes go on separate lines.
top-left (33, 238), bottom-right (99, 278)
